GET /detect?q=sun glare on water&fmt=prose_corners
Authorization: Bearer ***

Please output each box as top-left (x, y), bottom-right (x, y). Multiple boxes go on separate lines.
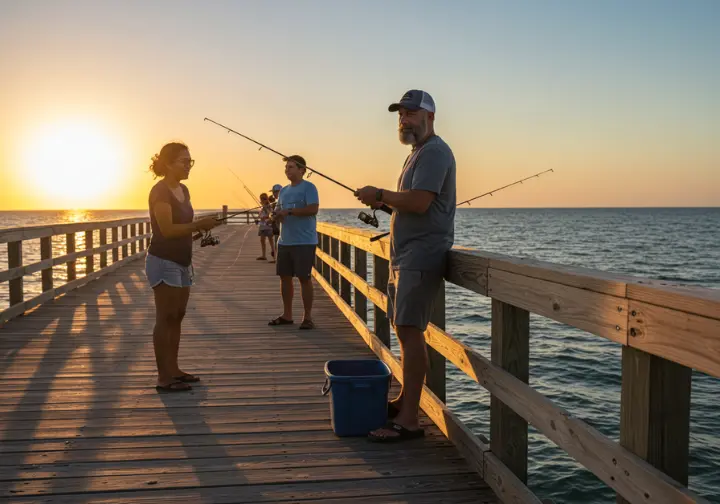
top-left (23, 120), bottom-right (124, 207)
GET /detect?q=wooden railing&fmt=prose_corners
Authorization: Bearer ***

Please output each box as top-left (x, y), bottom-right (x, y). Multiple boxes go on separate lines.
top-left (0, 212), bottom-right (220, 325)
top-left (314, 222), bottom-right (720, 504)
top-left (220, 205), bottom-right (261, 224)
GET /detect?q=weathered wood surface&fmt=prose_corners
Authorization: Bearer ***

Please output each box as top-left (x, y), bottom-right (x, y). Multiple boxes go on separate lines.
top-left (0, 224), bottom-right (495, 503)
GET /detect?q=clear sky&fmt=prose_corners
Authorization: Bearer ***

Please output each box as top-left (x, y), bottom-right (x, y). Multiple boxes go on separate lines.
top-left (1, 0), bottom-right (718, 210)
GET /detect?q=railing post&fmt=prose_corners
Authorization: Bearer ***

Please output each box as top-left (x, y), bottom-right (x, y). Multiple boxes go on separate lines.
top-left (340, 242), bottom-right (351, 304)
top-left (315, 232), bottom-right (322, 272)
top-left (41, 237), bottom-right (53, 292)
top-left (112, 227), bottom-right (119, 263)
top-left (130, 224), bottom-right (137, 255)
top-left (8, 241), bottom-right (23, 308)
top-left (330, 238), bottom-right (340, 292)
top-left (490, 298), bottom-right (529, 483)
top-left (373, 255), bottom-right (390, 348)
top-left (222, 205), bottom-right (228, 224)
top-left (66, 233), bottom-right (76, 281)
top-left (322, 235), bottom-right (331, 283)
top-left (121, 225), bottom-right (128, 258)
top-left (85, 230), bottom-right (94, 274)
top-left (426, 280), bottom-right (446, 402)
top-left (616, 347), bottom-right (691, 503)
top-left (354, 248), bottom-right (367, 322)
top-left (99, 229), bottom-right (108, 268)
top-left (246, 212), bottom-right (250, 224)
top-left (137, 224), bottom-right (145, 252)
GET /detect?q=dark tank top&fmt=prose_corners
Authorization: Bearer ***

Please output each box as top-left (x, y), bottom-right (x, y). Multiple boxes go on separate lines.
top-left (148, 181), bottom-right (194, 267)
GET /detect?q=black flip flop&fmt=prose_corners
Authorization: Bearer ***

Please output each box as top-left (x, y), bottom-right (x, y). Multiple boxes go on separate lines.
top-left (173, 374), bottom-right (200, 383)
top-left (299, 319), bottom-right (315, 330)
top-left (368, 421), bottom-right (425, 443)
top-left (268, 316), bottom-right (294, 326)
top-left (155, 381), bottom-right (192, 393)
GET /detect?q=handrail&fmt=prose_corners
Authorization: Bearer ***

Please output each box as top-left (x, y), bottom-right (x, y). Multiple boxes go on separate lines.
top-left (315, 222), bottom-right (716, 504)
top-left (317, 223), bottom-right (720, 378)
top-left (0, 217), bottom-right (150, 244)
top-left (1, 211), bottom-right (222, 325)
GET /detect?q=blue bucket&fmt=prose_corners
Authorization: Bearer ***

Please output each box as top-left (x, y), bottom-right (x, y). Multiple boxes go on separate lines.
top-left (322, 359), bottom-right (392, 437)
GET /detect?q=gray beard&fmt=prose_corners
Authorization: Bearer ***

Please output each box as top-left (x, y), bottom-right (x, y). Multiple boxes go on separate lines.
top-left (398, 120), bottom-right (427, 146)
top-left (398, 129), bottom-right (416, 145)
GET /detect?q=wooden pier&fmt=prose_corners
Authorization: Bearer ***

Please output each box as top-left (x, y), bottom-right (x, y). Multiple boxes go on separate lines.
top-left (1, 213), bottom-right (719, 503)
top-left (0, 221), bottom-right (494, 503)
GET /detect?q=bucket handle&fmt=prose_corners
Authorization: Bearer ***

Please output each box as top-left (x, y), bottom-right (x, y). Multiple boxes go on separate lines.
top-left (321, 378), bottom-right (331, 396)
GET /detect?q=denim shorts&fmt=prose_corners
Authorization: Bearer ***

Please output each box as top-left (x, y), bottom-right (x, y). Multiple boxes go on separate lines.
top-left (145, 253), bottom-right (194, 288)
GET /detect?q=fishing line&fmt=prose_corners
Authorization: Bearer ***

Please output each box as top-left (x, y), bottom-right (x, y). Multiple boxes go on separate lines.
top-left (226, 225), bottom-right (254, 277)
top-left (225, 166), bottom-right (261, 206)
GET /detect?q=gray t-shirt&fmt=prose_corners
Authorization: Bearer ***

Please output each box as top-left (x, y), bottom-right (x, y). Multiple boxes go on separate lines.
top-left (389, 135), bottom-right (456, 272)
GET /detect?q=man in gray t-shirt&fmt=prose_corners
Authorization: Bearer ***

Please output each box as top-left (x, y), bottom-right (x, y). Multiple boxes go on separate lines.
top-left (355, 89), bottom-right (456, 443)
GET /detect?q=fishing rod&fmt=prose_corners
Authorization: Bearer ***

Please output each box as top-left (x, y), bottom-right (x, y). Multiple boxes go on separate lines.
top-left (204, 117), bottom-right (392, 228)
top-left (368, 168), bottom-right (555, 242)
top-left (225, 166), bottom-right (261, 206)
top-left (192, 203), bottom-right (268, 246)
top-left (457, 168), bottom-right (554, 206)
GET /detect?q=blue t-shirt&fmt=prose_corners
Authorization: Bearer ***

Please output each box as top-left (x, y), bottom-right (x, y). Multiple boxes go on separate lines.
top-left (277, 180), bottom-right (319, 246)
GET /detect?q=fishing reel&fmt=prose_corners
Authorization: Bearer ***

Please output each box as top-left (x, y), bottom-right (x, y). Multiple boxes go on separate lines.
top-left (358, 209), bottom-right (379, 228)
top-left (200, 231), bottom-right (220, 247)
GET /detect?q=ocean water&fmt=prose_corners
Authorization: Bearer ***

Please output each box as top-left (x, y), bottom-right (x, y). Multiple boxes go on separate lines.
top-left (1, 207), bottom-right (719, 502)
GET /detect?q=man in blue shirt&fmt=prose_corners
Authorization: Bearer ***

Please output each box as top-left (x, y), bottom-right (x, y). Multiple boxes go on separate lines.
top-left (268, 155), bottom-right (319, 330)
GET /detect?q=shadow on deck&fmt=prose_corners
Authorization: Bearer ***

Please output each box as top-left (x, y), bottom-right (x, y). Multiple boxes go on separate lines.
top-left (0, 225), bottom-right (494, 503)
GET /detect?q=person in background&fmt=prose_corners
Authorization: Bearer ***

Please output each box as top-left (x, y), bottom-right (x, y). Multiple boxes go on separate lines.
top-left (268, 156), bottom-right (319, 330)
top-left (145, 142), bottom-right (220, 393)
top-left (269, 183), bottom-right (282, 254)
top-left (256, 192), bottom-right (276, 262)
top-left (355, 90), bottom-right (456, 441)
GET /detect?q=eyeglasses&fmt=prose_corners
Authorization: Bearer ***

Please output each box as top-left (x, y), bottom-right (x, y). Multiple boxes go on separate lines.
top-left (177, 159), bottom-right (195, 168)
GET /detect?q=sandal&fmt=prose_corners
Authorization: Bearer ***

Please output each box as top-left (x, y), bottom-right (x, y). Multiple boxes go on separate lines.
top-left (256, 256), bottom-right (267, 260)
top-left (368, 421), bottom-right (425, 443)
top-left (268, 316), bottom-right (294, 326)
top-left (173, 373), bottom-right (200, 383)
top-left (155, 381), bottom-right (192, 393)
top-left (299, 319), bottom-right (315, 330)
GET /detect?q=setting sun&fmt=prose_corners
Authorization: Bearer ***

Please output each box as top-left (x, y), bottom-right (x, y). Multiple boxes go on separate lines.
top-left (22, 120), bottom-right (125, 208)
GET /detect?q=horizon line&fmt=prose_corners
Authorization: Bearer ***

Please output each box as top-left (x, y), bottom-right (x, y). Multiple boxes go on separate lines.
top-left (1, 205), bottom-right (719, 212)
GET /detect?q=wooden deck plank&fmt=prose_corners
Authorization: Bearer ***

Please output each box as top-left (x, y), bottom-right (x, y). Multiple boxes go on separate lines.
top-left (2, 474), bottom-right (492, 503)
top-left (0, 224), bottom-right (493, 503)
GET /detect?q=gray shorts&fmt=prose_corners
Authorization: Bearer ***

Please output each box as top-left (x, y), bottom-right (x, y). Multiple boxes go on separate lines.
top-left (258, 228), bottom-right (273, 237)
top-left (276, 245), bottom-right (316, 279)
top-left (386, 268), bottom-right (443, 331)
top-left (145, 253), bottom-right (194, 288)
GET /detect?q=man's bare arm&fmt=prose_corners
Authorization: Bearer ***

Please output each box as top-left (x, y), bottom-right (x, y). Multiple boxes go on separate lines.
top-left (380, 189), bottom-right (436, 214)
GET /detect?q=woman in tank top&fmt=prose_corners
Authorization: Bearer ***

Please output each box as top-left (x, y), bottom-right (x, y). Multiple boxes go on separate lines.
top-left (145, 142), bottom-right (219, 393)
